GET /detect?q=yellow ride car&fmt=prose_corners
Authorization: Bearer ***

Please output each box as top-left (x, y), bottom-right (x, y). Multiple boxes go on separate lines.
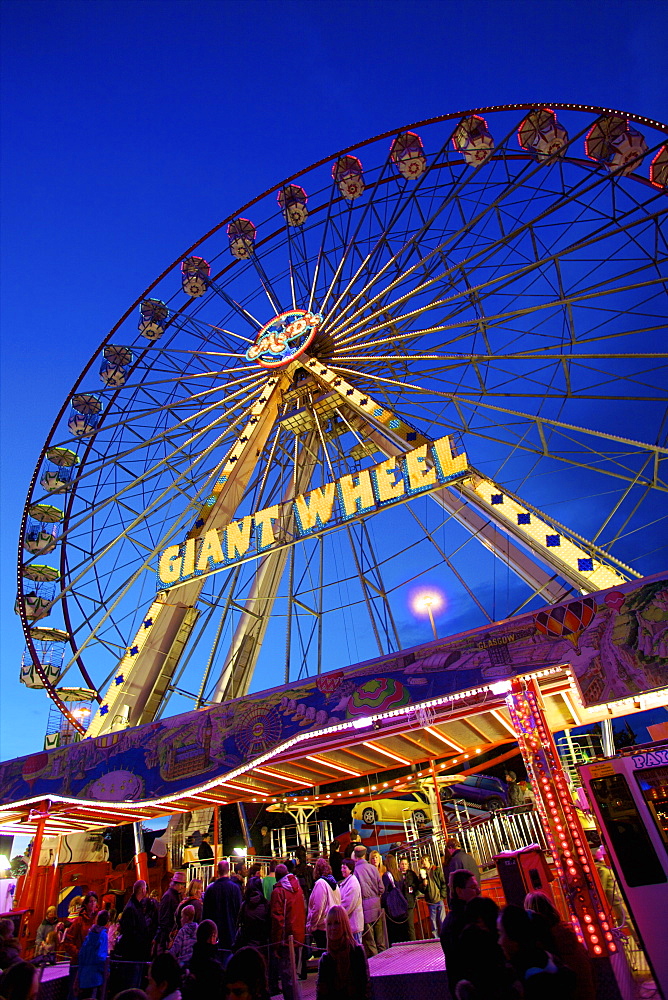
top-left (351, 789), bottom-right (432, 827)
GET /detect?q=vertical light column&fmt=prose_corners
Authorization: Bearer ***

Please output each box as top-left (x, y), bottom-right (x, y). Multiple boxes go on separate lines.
top-left (506, 678), bottom-right (617, 961)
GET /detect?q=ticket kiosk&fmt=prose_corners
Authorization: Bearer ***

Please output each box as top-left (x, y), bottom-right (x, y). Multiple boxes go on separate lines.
top-left (579, 740), bottom-right (668, 999)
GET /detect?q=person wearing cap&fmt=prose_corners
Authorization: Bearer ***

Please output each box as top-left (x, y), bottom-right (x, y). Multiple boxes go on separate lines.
top-left (203, 859), bottom-right (243, 957)
top-left (155, 872), bottom-right (187, 953)
top-left (270, 862), bottom-right (306, 1000)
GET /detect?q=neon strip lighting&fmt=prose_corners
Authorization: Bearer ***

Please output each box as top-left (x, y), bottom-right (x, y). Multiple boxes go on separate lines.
top-left (70, 808), bottom-right (148, 820)
top-left (561, 692), bottom-right (582, 725)
top-left (305, 756), bottom-right (361, 776)
top-left (425, 726), bottom-right (463, 751)
top-left (490, 709), bottom-right (517, 736)
top-left (254, 768), bottom-right (307, 785)
top-left (2, 668), bottom-right (567, 822)
top-left (219, 782), bottom-right (268, 797)
top-left (362, 742), bottom-right (412, 765)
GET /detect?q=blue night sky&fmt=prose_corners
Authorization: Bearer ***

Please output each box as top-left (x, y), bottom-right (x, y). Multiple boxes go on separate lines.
top-left (1, 0), bottom-right (667, 760)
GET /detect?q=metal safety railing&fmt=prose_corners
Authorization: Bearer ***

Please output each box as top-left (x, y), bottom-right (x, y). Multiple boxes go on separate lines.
top-left (457, 804), bottom-right (548, 868)
top-left (556, 733), bottom-right (602, 789)
top-left (395, 804), bottom-right (548, 871)
top-left (184, 855), bottom-right (280, 888)
top-left (271, 820), bottom-right (333, 858)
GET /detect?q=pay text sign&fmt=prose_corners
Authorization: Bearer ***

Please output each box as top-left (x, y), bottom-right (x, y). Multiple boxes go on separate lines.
top-left (158, 436), bottom-right (467, 590)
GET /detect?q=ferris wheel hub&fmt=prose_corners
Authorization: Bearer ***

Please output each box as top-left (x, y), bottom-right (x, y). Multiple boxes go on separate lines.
top-left (245, 308), bottom-right (322, 368)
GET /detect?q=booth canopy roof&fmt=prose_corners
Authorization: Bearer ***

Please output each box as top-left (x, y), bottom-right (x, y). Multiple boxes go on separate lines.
top-left (1, 574), bottom-right (666, 836)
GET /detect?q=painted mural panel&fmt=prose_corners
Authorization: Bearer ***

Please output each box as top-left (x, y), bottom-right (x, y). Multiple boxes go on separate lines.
top-left (0, 575), bottom-right (665, 808)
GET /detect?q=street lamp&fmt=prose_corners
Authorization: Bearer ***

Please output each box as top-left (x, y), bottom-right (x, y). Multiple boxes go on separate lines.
top-left (413, 590), bottom-right (443, 639)
top-left (421, 595), bottom-right (438, 640)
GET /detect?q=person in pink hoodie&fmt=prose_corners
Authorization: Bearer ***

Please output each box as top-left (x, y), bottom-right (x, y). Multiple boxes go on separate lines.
top-left (306, 859), bottom-right (342, 952)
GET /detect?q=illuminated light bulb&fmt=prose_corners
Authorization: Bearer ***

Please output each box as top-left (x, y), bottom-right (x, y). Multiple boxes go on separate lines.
top-left (609, 944), bottom-right (617, 953)
top-left (594, 946), bottom-right (603, 955)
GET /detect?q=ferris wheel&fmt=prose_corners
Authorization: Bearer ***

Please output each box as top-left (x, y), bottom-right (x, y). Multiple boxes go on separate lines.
top-left (17, 103), bottom-right (668, 741)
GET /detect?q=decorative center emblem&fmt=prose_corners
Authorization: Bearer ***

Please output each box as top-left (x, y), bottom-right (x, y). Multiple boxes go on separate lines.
top-left (245, 309), bottom-right (322, 368)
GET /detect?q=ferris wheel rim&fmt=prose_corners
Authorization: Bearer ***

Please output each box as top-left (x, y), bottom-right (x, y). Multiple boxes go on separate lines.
top-left (17, 102), bottom-right (668, 732)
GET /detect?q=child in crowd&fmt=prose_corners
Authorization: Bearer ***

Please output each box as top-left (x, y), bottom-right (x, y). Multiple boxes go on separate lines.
top-left (169, 905), bottom-right (198, 968)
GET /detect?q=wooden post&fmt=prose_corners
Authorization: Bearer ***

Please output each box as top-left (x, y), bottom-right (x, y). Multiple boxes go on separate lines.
top-left (288, 933), bottom-right (301, 1000)
top-left (213, 805), bottom-right (220, 866)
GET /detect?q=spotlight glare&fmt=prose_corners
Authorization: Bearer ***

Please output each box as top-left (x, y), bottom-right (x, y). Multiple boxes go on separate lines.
top-left (411, 588), bottom-right (445, 617)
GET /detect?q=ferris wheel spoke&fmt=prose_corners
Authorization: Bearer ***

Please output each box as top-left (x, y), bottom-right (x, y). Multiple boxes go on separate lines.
top-left (170, 313), bottom-right (256, 349)
top-left (93, 366), bottom-right (256, 398)
top-left (424, 413), bottom-right (667, 492)
top-left (326, 366), bottom-right (667, 483)
top-left (328, 273), bottom-right (667, 362)
top-left (329, 202), bottom-right (667, 351)
top-left (320, 150), bottom-right (566, 338)
top-left (54, 388), bottom-right (266, 567)
top-left (326, 156), bottom-right (666, 348)
top-left (60, 372), bottom-right (264, 458)
top-left (204, 277), bottom-right (264, 330)
top-left (54, 376), bottom-right (265, 493)
top-left (317, 129), bottom-right (464, 325)
top-left (308, 184), bottom-right (362, 313)
top-left (244, 251), bottom-right (284, 314)
top-left (316, 148), bottom-right (425, 316)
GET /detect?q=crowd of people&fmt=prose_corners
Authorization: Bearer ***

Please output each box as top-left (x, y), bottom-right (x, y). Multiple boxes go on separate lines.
top-left (0, 836), bottom-right (594, 1000)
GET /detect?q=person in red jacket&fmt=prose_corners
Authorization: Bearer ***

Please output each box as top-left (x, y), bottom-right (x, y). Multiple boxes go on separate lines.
top-left (63, 892), bottom-right (98, 1000)
top-left (270, 863), bottom-right (306, 1000)
top-left (64, 892), bottom-right (99, 959)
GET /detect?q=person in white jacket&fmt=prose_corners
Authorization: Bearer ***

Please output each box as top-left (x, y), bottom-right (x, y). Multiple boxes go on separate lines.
top-left (306, 857), bottom-right (341, 951)
top-left (339, 858), bottom-right (364, 944)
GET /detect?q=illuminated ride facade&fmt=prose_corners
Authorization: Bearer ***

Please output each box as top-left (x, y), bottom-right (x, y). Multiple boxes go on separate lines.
top-left (8, 104), bottom-right (668, 992)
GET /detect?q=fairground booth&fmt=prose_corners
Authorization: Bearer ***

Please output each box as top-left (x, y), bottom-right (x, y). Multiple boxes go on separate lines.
top-left (2, 575), bottom-right (667, 998)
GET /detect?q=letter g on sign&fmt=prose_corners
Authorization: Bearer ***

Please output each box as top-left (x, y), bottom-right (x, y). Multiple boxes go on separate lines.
top-left (159, 544), bottom-right (183, 584)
